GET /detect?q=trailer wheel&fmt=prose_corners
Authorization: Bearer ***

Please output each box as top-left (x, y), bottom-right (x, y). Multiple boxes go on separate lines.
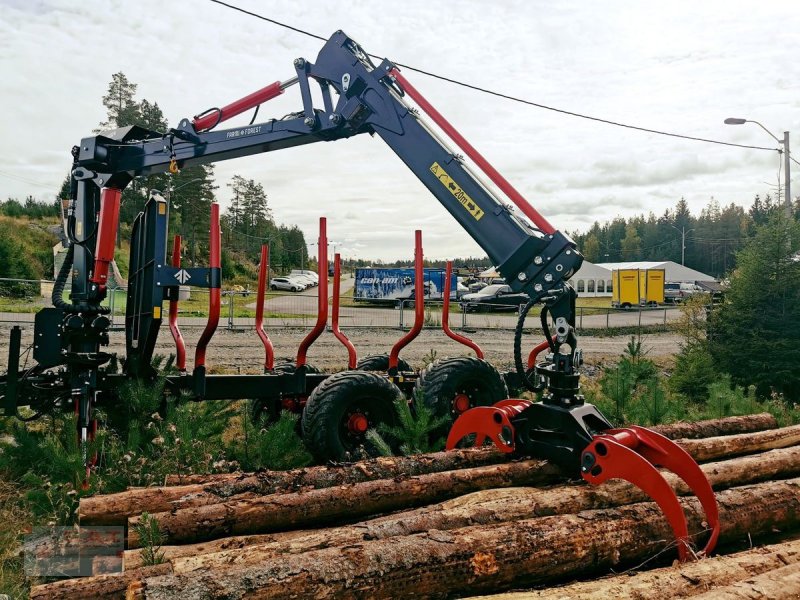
top-left (355, 354), bottom-right (412, 373)
top-left (302, 370), bottom-right (401, 462)
top-left (249, 362), bottom-right (320, 427)
top-left (413, 357), bottom-right (508, 430)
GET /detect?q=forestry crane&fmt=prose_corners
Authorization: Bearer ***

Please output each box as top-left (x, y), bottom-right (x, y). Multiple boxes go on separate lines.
top-left (1, 31), bottom-right (718, 560)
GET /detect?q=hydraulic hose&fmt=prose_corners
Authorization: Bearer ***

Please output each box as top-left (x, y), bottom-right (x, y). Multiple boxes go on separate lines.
top-left (514, 298), bottom-right (541, 392)
top-left (51, 243), bottom-right (74, 310)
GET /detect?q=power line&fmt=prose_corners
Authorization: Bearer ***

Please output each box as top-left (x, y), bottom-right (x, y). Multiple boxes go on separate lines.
top-left (208, 0), bottom-right (778, 153)
top-left (0, 169), bottom-right (57, 190)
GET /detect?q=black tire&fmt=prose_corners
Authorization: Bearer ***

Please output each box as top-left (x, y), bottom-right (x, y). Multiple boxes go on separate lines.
top-left (249, 362), bottom-right (320, 427)
top-left (355, 354), bottom-right (412, 373)
top-left (270, 284), bottom-right (277, 291)
top-left (413, 357), bottom-right (508, 428)
top-left (301, 370), bottom-right (402, 462)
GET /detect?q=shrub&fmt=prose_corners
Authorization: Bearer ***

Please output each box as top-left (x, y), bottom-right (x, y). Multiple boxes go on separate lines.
top-left (669, 341), bottom-right (718, 402)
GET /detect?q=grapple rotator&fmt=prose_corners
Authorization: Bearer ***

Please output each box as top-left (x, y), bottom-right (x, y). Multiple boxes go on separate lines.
top-left (447, 289), bottom-right (720, 561)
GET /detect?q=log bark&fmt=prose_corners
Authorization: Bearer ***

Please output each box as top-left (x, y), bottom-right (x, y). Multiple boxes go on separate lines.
top-left (127, 478), bottom-right (800, 599)
top-left (81, 414), bottom-right (782, 527)
top-left (691, 561), bottom-right (800, 599)
top-left (462, 538), bottom-right (800, 599)
top-left (127, 459), bottom-right (564, 547)
top-left (30, 564), bottom-right (171, 600)
top-left (81, 448), bottom-right (506, 526)
top-left (139, 445), bottom-right (800, 574)
top-left (159, 413), bottom-right (778, 486)
top-left (678, 423), bottom-right (800, 462)
top-left (649, 412), bottom-right (776, 439)
top-left (125, 424), bottom-right (800, 548)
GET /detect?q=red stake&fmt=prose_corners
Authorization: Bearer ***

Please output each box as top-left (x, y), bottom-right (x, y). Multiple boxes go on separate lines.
top-left (255, 244), bottom-right (275, 371)
top-left (195, 203), bottom-right (221, 368)
top-left (389, 230), bottom-right (424, 372)
top-left (441, 261), bottom-right (483, 358)
top-left (168, 235), bottom-right (187, 373)
top-left (331, 253), bottom-right (357, 369)
top-left (389, 69), bottom-right (555, 235)
top-left (527, 336), bottom-right (557, 369)
top-left (296, 218), bottom-right (328, 367)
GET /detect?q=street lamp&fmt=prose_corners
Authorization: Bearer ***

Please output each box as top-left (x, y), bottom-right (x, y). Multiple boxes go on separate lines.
top-left (725, 118), bottom-right (797, 217)
top-left (669, 225), bottom-right (694, 266)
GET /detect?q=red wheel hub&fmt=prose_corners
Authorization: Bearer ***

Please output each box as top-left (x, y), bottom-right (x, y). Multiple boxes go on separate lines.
top-left (347, 413), bottom-right (369, 434)
top-left (453, 393), bottom-right (471, 413)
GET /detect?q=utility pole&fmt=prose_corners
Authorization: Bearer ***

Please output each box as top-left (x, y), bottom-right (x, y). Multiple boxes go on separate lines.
top-left (670, 225), bottom-right (694, 265)
top-left (784, 131), bottom-right (791, 215)
top-left (725, 119), bottom-right (793, 218)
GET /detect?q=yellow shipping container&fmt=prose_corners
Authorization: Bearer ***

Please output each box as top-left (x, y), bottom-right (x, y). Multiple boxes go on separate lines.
top-left (645, 269), bottom-right (665, 305)
top-left (612, 269), bottom-right (640, 308)
top-left (612, 268), bottom-right (665, 307)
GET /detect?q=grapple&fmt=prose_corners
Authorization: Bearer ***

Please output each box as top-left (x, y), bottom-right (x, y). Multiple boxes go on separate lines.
top-left (447, 397), bottom-right (720, 560)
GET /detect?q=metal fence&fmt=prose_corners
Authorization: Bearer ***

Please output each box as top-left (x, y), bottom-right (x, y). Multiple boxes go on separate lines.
top-left (0, 277), bottom-right (683, 332)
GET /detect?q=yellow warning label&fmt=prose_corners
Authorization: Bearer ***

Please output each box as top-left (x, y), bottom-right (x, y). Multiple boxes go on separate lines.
top-left (153, 306), bottom-right (161, 319)
top-left (158, 202), bottom-right (167, 215)
top-left (430, 162), bottom-right (484, 221)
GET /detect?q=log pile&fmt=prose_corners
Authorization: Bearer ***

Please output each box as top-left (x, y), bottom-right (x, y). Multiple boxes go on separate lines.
top-left (30, 413), bottom-right (800, 600)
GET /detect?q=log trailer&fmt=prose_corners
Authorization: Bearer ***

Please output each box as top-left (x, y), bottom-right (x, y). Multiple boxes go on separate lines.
top-left (1, 31), bottom-right (718, 559)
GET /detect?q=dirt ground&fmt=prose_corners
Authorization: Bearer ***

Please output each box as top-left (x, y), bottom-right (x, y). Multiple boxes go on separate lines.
top-left (1, 323), bottom-right (681, 374)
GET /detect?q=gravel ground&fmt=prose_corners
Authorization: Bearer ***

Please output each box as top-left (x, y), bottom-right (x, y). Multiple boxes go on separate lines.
top-left (1, 323), bottom-right (681, 374)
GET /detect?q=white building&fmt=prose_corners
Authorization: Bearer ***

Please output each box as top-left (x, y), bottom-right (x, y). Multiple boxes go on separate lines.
top-left (572, 260), bottom-right (716, 297)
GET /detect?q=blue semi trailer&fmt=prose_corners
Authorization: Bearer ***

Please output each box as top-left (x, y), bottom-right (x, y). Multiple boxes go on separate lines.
top-left (354, 268), bottom-right (457, 302)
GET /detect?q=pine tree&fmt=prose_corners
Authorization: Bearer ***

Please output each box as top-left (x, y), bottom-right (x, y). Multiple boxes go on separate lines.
top-left (582, 234), bottom-right (600, 262)
top-left (100, 72), bottom-right (140, 129)
top-left (710, 213), bottom-right (800, 401)
top-left (620, 224), bottom-right (641, 260)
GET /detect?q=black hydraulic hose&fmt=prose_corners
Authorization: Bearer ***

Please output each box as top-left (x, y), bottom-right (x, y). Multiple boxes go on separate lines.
top-left (540, 305), bottom-right (556, 352)
top-left (514, 298), bottom-right (540, 392)
top-left (52, 243), bottom-right (74, 310)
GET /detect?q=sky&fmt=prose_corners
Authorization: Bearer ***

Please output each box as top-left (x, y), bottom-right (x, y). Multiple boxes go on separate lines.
top-left (0, 0), bottom-right (798, 261)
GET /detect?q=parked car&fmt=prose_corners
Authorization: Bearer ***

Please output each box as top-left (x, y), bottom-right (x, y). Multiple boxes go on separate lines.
top-left (664, 282), bottom-right (702, 304)
top-left (291, 269), bottom-right (319, 286)
top-left (289, 273), bottom-right (317, 288)
top-left (270, 277), bottom-right (306, 292)
top-left (460, 284), bottom-right (529, 312)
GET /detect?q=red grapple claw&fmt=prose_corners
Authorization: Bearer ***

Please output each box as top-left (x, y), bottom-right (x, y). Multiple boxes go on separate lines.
top-left (446, 399), bottom-right (531, 452)
top-left (581, 426), bottom-right (720, 561)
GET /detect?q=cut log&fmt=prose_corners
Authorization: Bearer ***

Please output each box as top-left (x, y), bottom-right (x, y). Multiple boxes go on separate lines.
top-left (678, 423), bottom-right (800, 462)
top-left (81, 414), bottom-right (783, 527)
top-left (29, 564), bottom-right (171, 600)
top-left (691, 561), bottom-right (800, 599)
top-left (126, 424), bottom-right (800, 547)
top-left (124, 530), bottom-right (312, 571)
top-left (649, 412), bottom-right (776, 439)
top-left (462, 537), bottom-right (800, 599)
top-left (148, 445), bottom-right (800, 574)
top-left (81, 447), bottom-right (506, 525)
top-left (159, 413), bottom-right (778, 488)
top-left (126, 478), bottom-right (800, 599)
top-left (127, 459), bottom-right (564, 547)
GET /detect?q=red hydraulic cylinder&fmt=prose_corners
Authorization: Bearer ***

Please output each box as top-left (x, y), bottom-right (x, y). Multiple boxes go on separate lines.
top-left (389, 230), bottom-right (424, 372)
top-left (193, 79), bottom-right (289, 132)
top-left (169, 235), bottom-right (187, 373)
top-left (331, 253), bottom-right (357, 369)
top-left (195, 203), bottom-right (221, 368)
top-left (255, 244), bottom-right (275, 372)
top-left (389, 69), bottom-right (555, 235)
top-left (90, 187), bottom-right (122, 291)
top-left (441, 261), bottom-right (483, 359)
top-left (296, 218), bottom-right (329, 367)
